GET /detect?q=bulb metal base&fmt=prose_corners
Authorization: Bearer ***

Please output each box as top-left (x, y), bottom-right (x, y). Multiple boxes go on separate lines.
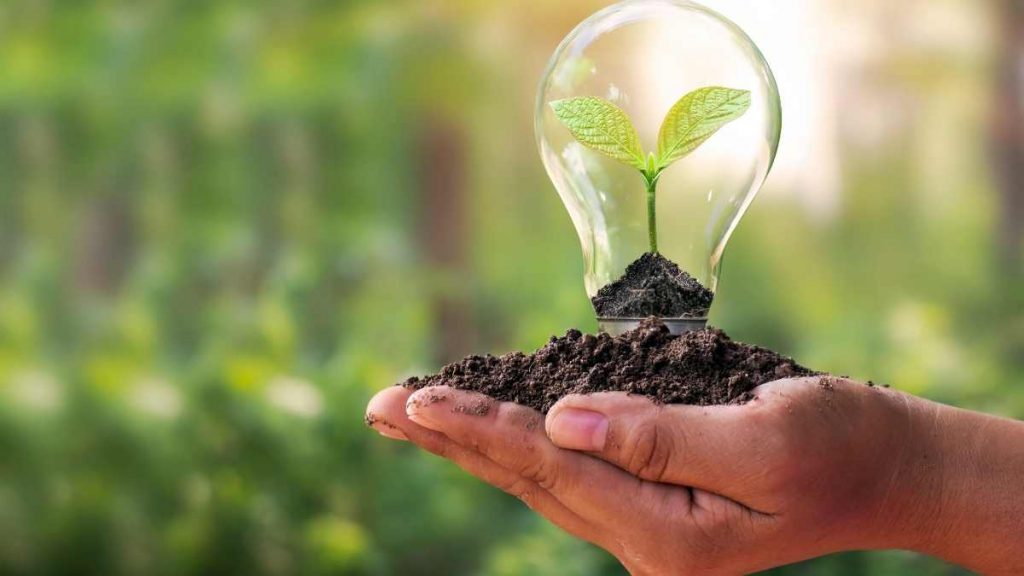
top-left (597, 317), bottom-right (708, 337)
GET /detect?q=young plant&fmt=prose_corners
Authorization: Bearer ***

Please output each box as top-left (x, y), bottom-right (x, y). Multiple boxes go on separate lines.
top-left (550, 87), bottom-right (750, 254)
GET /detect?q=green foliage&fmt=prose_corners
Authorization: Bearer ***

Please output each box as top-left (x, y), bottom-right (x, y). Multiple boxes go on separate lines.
top-left (550, 87), bottom-right (750, 253)
top-left (550, 86), bottom-right (750, 173)
top-left (549, 97), bottom-right (646, 169)
top-left (657, 86), bottom-right (751, 169)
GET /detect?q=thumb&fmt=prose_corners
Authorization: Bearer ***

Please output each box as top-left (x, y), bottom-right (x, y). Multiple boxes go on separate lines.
top-left (545, 392), bottom-right (775, 494)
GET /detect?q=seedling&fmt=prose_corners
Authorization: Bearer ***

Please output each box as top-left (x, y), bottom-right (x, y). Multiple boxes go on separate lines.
top-left (550, 87), bottom-right (750, 254)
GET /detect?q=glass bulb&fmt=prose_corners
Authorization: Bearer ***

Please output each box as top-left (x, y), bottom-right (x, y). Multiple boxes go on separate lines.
top-left (536, 0), bottom-right (781, 331)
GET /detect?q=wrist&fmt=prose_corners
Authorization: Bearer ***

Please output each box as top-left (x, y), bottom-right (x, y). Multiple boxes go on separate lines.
top-left (887, 397), bottom-right (1024, 574)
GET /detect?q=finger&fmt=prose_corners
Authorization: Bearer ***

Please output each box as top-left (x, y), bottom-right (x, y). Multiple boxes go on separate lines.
top-left (365, 386), bottom-right (604, 545)
top-left (365, 387), bottom-right (410, 441)
top-left (405, 386), bottom-right (688, 528)
top-left (545, 392), bottom-right (774, 500)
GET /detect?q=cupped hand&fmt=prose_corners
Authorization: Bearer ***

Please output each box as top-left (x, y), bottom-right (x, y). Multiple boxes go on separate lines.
top-left (364, 378), bottom-right (955, 574)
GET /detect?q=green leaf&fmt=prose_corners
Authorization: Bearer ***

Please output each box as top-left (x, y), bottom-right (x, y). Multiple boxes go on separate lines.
top-left (656, 87), bottom-right (751, 169)
top-left (550, 97), bottom-right (646, 170)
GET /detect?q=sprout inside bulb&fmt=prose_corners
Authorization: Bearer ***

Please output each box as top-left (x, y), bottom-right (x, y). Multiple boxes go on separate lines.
top-left (536, 0), bottom-right (781, 324)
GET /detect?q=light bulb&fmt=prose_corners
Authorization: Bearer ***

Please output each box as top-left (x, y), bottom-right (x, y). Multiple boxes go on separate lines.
top-left (536, 0), bottom-right (781, 335)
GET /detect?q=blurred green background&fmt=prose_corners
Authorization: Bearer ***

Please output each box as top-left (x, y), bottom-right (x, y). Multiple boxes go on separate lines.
top-left (0, 0), bottom-right (1021, 574)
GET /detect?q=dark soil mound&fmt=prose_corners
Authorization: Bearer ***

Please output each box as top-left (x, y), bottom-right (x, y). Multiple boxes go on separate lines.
top-left (591, 252), bottom-right (714, 318)
top-left (402, 319), bottom-right (820, 413)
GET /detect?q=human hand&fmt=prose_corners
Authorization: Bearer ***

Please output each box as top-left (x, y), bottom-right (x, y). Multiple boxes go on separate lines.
top-left (365, 377), bottom-right (1024, 575)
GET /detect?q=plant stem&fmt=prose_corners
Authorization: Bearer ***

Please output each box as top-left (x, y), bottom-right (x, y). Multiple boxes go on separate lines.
top-left (644, 174), bottom-right (659, 254)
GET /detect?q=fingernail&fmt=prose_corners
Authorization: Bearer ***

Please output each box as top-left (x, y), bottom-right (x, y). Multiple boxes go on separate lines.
top-left (405, 389), bottom-right (452, 424)
top-left (365, 412), bottom-right (408, 441)
top-left (548, 408), bottom-right (608, 451)
top-left (405, 394), bottom-right (440, 430)
top-left (376, 425), bottom-right (408, 441)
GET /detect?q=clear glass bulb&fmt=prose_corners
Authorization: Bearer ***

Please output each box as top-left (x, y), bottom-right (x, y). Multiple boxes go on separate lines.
top-left (536, 0), bottom-right (781, 328)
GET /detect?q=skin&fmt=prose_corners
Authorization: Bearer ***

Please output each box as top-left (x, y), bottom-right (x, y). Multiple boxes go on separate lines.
top-left (365, 377), bottom-right (1024, 575)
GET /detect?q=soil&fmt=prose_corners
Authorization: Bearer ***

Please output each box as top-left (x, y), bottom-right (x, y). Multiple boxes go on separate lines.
top-left (591, 252), bottom-right (714, 318)
top-left (402, 318), bottom-right (820, 413)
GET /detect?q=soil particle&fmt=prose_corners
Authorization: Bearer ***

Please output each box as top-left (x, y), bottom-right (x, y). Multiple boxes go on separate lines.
top-left (591, 252), bottom-right (714, 318)
top-left (453, 399), bottom-right (492, 417)
top-left (365, 412), bottom-right (402, 433)
top-left (402, 318), bottom-right (820, 414)
top-left (818, 377), bottom-right (838, 391)
top-left (818, 376), bottom-right (840, 410)
top-left (406, 389), bottom-right (449, 411)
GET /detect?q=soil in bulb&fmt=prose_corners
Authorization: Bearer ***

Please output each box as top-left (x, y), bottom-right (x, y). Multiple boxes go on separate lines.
top-left (591, 252), bottom-right (714, 319)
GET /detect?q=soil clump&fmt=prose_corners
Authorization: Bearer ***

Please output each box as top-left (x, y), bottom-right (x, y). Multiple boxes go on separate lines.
top-left (402, 318), bottom-right (820, 413)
